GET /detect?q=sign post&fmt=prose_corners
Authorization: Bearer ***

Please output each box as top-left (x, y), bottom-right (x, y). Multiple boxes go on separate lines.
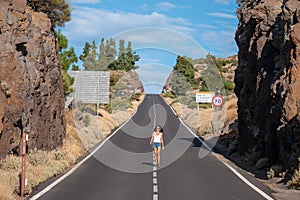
top-left (196, 92), bottom-right (215, 133)
top-left (212, 95), bottom-right (224, 134)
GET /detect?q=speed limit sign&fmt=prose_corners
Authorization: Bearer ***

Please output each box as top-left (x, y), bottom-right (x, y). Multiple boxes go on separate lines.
top-left (212, 95), bottom-right (224, 107)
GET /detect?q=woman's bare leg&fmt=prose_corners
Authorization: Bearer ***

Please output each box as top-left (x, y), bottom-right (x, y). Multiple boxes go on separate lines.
top-left (157, 148), bottom-right (161, 166)
top-left (153, 148), bottom-right (157, 164)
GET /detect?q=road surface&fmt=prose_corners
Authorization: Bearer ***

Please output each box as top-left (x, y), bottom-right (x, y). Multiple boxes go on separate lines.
top-left (31, 94), bottom-right (274, 200)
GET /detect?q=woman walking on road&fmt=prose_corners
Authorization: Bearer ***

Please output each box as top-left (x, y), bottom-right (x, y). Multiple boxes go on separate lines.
top-left (150, 125), bottom-right (165, 167)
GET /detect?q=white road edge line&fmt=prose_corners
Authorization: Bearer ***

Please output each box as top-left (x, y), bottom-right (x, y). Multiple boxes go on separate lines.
top-left (221, 161), bottom-right (274, 200)
top-left (160, 96), bottom-right (274, 200)
top-left (30, 102), bottom-right (142, 200)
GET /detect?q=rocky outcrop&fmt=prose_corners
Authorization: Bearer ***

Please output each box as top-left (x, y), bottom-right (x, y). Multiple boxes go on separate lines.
top-left (235, 0), bottom-right (300, 168)
top-left (110, 70), bottom-right (144, 93)
top-left (0, 0), bottom-right (65, 157)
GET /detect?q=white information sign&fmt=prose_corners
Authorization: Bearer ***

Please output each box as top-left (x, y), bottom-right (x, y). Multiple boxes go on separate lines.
top-left (69, 71), bottom-right (110, 104)
top-left (196, 92), bottom-right (215, 103)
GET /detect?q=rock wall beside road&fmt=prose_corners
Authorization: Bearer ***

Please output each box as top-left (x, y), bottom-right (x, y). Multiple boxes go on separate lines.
top-left (235, 0), bottom-right (300, 168)
top-left (0, 0), bottom-right (65, 157)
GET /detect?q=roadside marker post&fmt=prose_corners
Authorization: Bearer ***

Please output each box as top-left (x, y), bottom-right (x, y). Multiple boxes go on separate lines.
top-left (20, 133), bottom-right (27, 197)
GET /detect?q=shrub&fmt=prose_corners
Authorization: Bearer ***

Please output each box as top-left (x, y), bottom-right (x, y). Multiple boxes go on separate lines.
top-left (110, 74), bottom-right (121, 88)
top-left (130, 92), bottom-right (142, 101)
top-left (267, 165), bottom-right (283, 179)
top-left (111, 97), bottom-right (130, 111)
top-left (28, 150), bottom-right (48, 166)
top-left (224, 80), bottom-right (235, 91)
top-left (228, 139), bottom-right (238, 155)
top-left (256, 158), bottom-right (271, 169)
top-left (288, 167), bottom-right (300, 189)
top-left (77, 102), bottom-right (97, 115)
top-left (170, 99), bottom-right (179, 106)
top-left (219, 67), bottom-right (228, 73)
top-left (0, 170), bottom-right (15, 200)
top-left (54, 150), bottom-right (67, 161)
top-left (245, 151), bottom-right (261, 165)
top-left (163, 91), bottom-right (176, 99)
top-left (103, 103), bottom-right (112, 114)
top-left (199, 103), bottom-right (212, 109)
top-left (0, 155), bottom-right (21, 170)
top-left (83, 114), bottom-right (90, 127)
top-left (178, 96), bottom-right (197, 109)
top-left (114, 83), bottom-right (128, 91)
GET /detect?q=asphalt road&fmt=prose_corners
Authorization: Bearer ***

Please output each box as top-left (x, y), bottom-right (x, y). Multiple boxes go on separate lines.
top-left (31, 94), bottom-right (274, 200)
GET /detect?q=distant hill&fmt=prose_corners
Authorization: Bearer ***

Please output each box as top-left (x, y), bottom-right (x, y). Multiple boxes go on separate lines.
top-left (164, 55), bottom-right (238, 96)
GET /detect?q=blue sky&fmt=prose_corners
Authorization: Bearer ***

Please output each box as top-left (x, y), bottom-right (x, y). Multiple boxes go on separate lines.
top-left (62, 0), bottom-right (238, 93)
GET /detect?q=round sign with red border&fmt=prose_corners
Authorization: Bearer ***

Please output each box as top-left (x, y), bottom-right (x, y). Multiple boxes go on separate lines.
top-left (212, 95), bottom-right (224, 107)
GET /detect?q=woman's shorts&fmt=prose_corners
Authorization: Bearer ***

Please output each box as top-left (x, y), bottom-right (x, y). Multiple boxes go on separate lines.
top-left (152, 142), bottom-right (162, 149)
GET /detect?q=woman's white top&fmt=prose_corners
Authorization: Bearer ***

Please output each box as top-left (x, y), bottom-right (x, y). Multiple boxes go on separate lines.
top-left (153, 132), bottom-right (162, 143)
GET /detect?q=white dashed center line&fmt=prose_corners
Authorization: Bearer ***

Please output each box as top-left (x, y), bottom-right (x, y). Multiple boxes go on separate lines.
top-left (153, 171), bottom-right (157, 177)
top-left (152, 96), bottom-right (159, 200)
top-left (153, 153), bottom-right (159, 200)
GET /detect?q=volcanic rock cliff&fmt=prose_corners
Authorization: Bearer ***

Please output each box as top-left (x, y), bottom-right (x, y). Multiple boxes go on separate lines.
top-left (235, 0), bottom-right (300, 168)
top-left (0, 0), bottom-right (65, 157)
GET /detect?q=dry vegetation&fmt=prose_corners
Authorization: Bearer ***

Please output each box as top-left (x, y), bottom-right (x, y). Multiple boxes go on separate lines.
top-left (163, 94), bottom-right (238, 137)
top-left (0, 111), bottom-right (86, 199)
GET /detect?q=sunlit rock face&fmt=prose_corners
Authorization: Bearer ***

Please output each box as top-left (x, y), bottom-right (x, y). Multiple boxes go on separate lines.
top-left (235, 0), bottom-right (300, 167)
top-left (0, 0), bottom-right (65, 157)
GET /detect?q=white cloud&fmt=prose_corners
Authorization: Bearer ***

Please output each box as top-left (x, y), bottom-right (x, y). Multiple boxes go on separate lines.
top-left (199, 30), bottom-right (238, 57)
top-left (206, 12), bottom-right (236, 19)
top-left (139, 3), bottom-right (149, 10)
top-left (214, 0), bottom-right (232, 4)
top-left (156, 2), bottom-right (191, 10)
top-left (112, 28), bottom-right (207, 59)
top-left (71, 0), bottom-right (101, 3)
top-left (63, 7), bottom-right (194, 45)
top-left (196, 24), bottom-right (217, 29)
top-left (62, 4), bottom-right (237, 62)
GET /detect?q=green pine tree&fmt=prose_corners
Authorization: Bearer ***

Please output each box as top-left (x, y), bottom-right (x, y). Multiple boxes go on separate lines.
top-left (79, 42), bottom-right (91, 62)
top-left (27, 0), bottom-right (71, 27)
top-left (105, 38), bottom-right (117, 66)
top-left (57, 29), bottom-right (78, 95)
top-left (118, 39), bottom-right (126, 58)
top-left (171, 72), bottom-right (190, 96)
top-left (108, 40), bottom-right (140, 71)
top-left (82, 40), bottom-right (98, 70)
top-left (173, 55), bottom-right (197, 88)
top-left (97, 38), bottom-right (107, 70)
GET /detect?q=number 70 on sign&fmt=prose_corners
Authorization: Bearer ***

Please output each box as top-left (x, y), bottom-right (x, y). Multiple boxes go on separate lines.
top-left (212, 95), bottom-right (224, 107)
